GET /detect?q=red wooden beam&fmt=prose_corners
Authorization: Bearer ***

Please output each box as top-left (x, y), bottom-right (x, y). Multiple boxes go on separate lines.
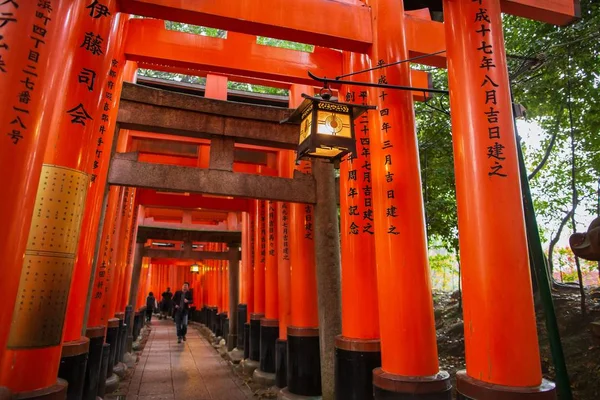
top-left (125, 19), bottom-right (433, 101)
top-left (118, 0), bottom-right (373, 53)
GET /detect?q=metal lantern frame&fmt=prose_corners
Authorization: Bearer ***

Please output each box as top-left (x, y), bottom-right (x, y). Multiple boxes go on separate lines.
top-left (282, 93), bottom-right (376, 163)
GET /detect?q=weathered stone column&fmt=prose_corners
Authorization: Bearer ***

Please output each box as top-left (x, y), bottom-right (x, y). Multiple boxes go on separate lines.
top-left (228, 245), bottom-right (241, 351)
top-left (126, 242), bottom-right (145, 352)
top-left (312, 159), bottom-right (342, 400)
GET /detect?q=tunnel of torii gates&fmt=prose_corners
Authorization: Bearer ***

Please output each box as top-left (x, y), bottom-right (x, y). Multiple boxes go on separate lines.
top-left (0, 0), bottom-right (580, 400)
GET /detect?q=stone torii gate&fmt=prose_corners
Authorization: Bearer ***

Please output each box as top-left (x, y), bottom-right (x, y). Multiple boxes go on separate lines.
top-left (0, 0), bottom-right (579, 399)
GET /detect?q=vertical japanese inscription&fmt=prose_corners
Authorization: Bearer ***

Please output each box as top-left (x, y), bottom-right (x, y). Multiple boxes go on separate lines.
top-left (374, 60), bottom-right (400, 236)
top-left (281, 203), bottom-right (290, 261)
top-left (4, 1), bottom-right (53, 144)
top-left (345, 89), bottom-right (374, 237)
top-left (473, 0), bottom-right (508, 178)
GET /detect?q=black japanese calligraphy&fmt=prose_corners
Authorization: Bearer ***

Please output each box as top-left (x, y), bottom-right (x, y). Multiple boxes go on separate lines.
top-left (80, 32), bottom-right (103, 55)
top-left (78, 67), bottom-right (96, 91)
top-left (87, 0), bottom-right (111, 19)
top-left (66, 103), bottom-right (92, 125)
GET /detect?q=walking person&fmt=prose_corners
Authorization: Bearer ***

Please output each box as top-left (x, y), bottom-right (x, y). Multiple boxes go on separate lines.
top-left (145, 292), bottom-right (157, 322)
top-left (173, 282), bottom-right (193, 343)
top-left (160, 287), bottom-right (173, 320)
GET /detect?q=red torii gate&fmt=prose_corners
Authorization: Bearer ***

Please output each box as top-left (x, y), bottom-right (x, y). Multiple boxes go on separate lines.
top-left (0, 0), bottom-right (579, 399)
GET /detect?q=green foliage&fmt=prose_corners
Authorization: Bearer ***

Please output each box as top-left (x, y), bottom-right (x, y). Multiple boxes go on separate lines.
top-left (505, 0), bottom-right (600, 242)
top-left (165, 21), bottom-right (226, 38)
top-left (257, 36), bottom-right (314, 52)
top-left (552, 246), bottom-right (599, 286)
top-left (429, 252), bottom-right (460, 291)
top-left (415, 0), bottom-right (600, 260)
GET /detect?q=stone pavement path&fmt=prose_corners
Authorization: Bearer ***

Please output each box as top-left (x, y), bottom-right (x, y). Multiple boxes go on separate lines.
top-left (126, 319), bottom-right (253, 400)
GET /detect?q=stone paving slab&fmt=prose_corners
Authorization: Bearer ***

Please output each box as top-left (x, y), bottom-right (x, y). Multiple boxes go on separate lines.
top-left (126, 320), bottom-right (253, 400)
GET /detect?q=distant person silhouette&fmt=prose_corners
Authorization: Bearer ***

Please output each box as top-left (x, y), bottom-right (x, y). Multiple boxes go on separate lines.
top-left (173, 282), bottom-right (193, 343)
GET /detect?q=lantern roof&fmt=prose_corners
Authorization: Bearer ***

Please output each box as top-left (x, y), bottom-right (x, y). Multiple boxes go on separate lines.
top-left (280, 94), bottom-right (376, 125)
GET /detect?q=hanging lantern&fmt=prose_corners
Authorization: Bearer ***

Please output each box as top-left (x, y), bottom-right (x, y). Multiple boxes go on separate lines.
top-left (281, 89), bottom-right (376, 163)
top-left (190, 264), bottom-right (200, 273)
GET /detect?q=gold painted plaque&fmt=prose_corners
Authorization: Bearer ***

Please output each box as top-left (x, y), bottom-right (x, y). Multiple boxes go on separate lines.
top-left (7, 165), bottom-right (89, 348)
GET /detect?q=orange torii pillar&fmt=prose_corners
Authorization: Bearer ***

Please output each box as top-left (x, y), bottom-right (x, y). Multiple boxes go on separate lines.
top-left (0, 1), bottom-right (87, 398)
top-left (282, 157), bottom-right (322, 398)
top-left (336, 51), bottom-right (381, 400)
top-left (242, 209), bottom-right (256, 359)
top-left (0, 2), bottom-right (127, 399)
top-left (107, 185), bottom-right (135, 375)
top-left (60, 10), bottom-right (131, 400)
top-left (254, 200), bottom-right (279, 384)
top-left (244, 199), bottom-right (266, 374)
top-left (235, 212), bottom-right (252, 354)
top-left (216, 252), bottom-right (225, 338)
top-left (227, 242), bottom-right (241, 352)
top-left (366, 0), bottom-right (450, 399)
top-left (112, 186), bottom-right (137, 370)
top-left (443, 1), bottom-right (555, 398)
top-left (275, 149), bottom-right (295, 389)
top-left (85, 127), bottom-right (136, 397)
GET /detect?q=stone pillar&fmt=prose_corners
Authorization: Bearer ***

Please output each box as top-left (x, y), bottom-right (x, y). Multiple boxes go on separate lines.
top-left (312, 160), bottom-right (342, 400)
top-left (228, 245), bottom-right (241, 351)
top-left (126, 242), bottom-right (145, 351)
top-left (336, 51), bottom-right (381, 400)
top-left (443, 1), bottom-right (555, 398)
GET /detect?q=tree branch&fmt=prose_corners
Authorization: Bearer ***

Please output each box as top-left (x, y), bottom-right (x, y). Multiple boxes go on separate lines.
top-left (547, 208), bottom-right (574, 275)
top-left (527, 103), bottom-right (564, 181)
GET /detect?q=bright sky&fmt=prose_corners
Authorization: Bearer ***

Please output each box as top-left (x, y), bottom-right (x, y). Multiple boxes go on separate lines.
top-left (517, 119), bottom-right (595, 247)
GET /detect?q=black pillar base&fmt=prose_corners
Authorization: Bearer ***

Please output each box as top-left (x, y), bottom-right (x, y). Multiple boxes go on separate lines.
top-left (456, 371), bottom-right (556, 400)
top-left (275, 339), bottom-right (287, 389)
top-left (200, 306), bottom-right (207, 325)
top-left (237, 304), bottom-right (247, 349)
top-left (223, 317), bottom-right (230, 344)
top-left (105, 318), bottom-right (120, 375)
top-left (217, 312), bottom-right (227, 338)
top-left (373, 368), bottom-right (451, 400)
top-left (11, 379), bottom-right (68, 399)
top-left (97, 343), bottom-right (111, 398)
top-left (259, 319), bottom-right (279, 373)
top-left (249, 313), bottom-right (264, 362)
top-left (243, 323), bottom-right (251, 359)
top-left (117, 311), bottom-right (128, 362)
top-left (209, 307), bottom-right (218, 333)
top-left (58, 337), bottom-right (90, 400)
top-left (133, 312), bottom-right (142, 341)
top-left (287, 326), bottom-right (321, 397)
top-left (82, 326), bottom-right (105, 400)
top-left (114, 313), bottom-right (125, 363)
top-left (335, 336), bottom-right (381, 400)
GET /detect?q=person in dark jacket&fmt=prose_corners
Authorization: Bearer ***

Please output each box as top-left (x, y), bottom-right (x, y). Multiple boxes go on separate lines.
top-left (160, 287), bottom-right (173, 320)
top-left (173, 282), bottom-right (193, 343)
top-left (145, 292), bottom-right (157, 322)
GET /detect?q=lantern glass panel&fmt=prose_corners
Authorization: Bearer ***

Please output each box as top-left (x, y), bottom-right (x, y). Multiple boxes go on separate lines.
top-left (299, 111), bottom-right (313, 145)
top-left (309, 147), bottom-right (344, 158)
top-left (316, 109), bottom-right (352, 138)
